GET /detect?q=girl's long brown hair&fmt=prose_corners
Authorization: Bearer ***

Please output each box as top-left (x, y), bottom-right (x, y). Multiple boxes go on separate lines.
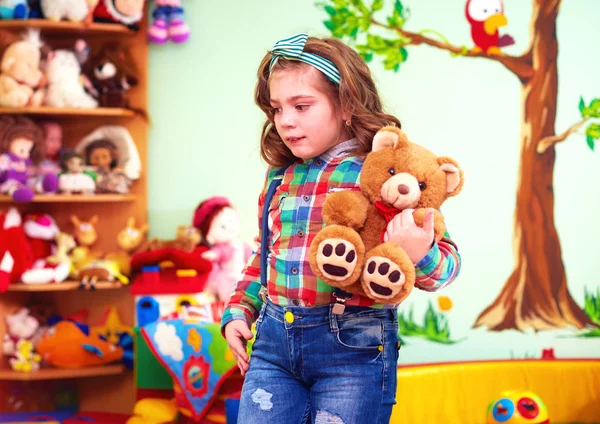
top-left (255, 36), bottom-right (401, 167)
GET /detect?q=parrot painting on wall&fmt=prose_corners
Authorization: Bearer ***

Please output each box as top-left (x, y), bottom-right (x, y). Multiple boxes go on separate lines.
top-left (466, 0), bottom-right (515, 54)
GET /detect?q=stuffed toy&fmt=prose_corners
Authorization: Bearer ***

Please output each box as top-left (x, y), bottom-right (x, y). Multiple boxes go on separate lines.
top-left (40, 0), bottom-right (91, 22)
top-left (0, 0), bottom-right (29, 18)
top-left (2, 308), bottom-right (42, 372)
top-left (2, 308), bottom-right (39, 357)
top-left (93, 0), bottom-right (143, 30)
top-left (194, 196), bottom-right (252, 302)
top-left (105, 216), bottom-right (149, 276)
top-left (147, 0), bottom-right (190, 44)
top-left (0, 116), bottom-right (59, 203)
top-left (147, 225), bottom-right (200, 253)
top-left (0, 29), bottom-right (46, 108)
top-left (43, 39), bottom-right (98, 109)
top-left (69, 214), bottom-right (101, 274)
top-left (0, 208), bottom-right (72, 291)
top-left (83, 44), bottom-right (142, 114)
top-left (36, 319), bottom-right (124, 368)
top-left (309, 126), bottom-right (464, 305)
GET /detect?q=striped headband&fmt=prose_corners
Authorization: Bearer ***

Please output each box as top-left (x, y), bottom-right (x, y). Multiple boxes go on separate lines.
top-left (269, 33), bottom-right (341, 86)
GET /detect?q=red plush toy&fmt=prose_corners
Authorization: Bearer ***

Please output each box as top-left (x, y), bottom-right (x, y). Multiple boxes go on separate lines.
top-left (0, 208), bottom-right (71, 292)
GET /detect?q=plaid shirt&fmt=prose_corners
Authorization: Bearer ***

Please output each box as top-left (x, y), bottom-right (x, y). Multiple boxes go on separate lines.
top-left (222, 139), bottom-right (462, 328)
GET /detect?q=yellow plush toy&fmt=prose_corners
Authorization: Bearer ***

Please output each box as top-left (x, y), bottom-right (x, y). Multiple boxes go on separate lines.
top-left (309, 126), bottom-right (463, 304)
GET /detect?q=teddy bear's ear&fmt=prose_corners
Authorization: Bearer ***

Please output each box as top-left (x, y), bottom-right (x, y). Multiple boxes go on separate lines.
top-left (372, 127), bottom-right (408, 152)
top-left (437, 157), bottom-right (464, 197)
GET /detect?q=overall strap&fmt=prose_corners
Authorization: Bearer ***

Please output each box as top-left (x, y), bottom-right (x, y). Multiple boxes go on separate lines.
top-left (259, 165), bottom-right (352, 309)
top-left (260, 167), bottom-right (287, 288)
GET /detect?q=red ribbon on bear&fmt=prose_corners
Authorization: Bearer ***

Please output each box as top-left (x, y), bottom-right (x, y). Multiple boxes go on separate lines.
top-left (373, 201), bottom-right (402, 241)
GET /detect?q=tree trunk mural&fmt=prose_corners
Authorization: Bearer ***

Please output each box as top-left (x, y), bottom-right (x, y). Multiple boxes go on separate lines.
top-left (322, 0), bottom-right (597, 331)
top-left (473, 0), bottom-right (593, 331)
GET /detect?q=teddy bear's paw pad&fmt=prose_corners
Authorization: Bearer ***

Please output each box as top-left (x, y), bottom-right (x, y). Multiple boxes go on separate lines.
top-left (363, 257), bottom-right (406, 299)
top-left (316, 238), bottom-right (358, 282)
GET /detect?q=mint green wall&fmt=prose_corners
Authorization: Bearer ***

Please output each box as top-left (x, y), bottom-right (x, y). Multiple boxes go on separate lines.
top-left (148, 0), bottom-right (600, 364)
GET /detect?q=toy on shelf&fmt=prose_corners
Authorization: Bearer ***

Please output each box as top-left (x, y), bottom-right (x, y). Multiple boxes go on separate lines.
top-left (37, 121), bottom-right (63, 179)
top-left (105, 217), bottom-right (149, 276)
top-left (93, 0), bottom-right (144, 30)
top-left (83, 45), bottom-right (142, 112)
top-left (0, 116), bottom-right (59, 203)
top-left (91, 306), bottom-right (134, 369)
top-left (36, 319), bottom-right (124, 368)
top-left (58, 150), bottom-right (96, 195)
top-left (194, 196), bottom-right (252, 302)
top-left (40, 0), bottom-right (94, 23)
top-left (0, 0), bottom-right (29, 19)
top-left (21, 212), bottom-right (72, 284)
top-left (486, 390), bottom-right (549, 423)
top-left (43, 39), bottom-right (98, 109)
top-left (147, 0), bottom-right (189, 44)
top-left (0, 208), bottom-right (71, 291)
top-left (2, 307), bottom-right (41, 372)
top-left (76, 125), bottom-right (142, 193)
top-left (0, 29), bottom-right (46, 108)
top-left (69, 214), bottom-right (100, 274)
top-left (147, 225), bottom-right (199, 253)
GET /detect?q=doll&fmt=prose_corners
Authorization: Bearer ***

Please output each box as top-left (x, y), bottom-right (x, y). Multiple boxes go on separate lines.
top-left (0, 116), bottom-right (58, 203)
top-left (84, 138), bottom-right (131, 194)
top-left (57, 150), bottom-right (95, 195)
top-left (37, 121), bottom-right (63, 176)
top-left (194, 196), bottom-right (252, 302)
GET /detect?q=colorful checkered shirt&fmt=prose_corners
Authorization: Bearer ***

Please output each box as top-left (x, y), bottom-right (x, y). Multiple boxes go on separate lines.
top-left (221, 139), bottom-right (462, 329)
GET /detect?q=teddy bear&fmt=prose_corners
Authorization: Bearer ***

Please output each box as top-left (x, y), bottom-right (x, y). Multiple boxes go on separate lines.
top-left (309, 126), bottom-right (463, 305)
top-left (0, 29), bottom-right (46, 108)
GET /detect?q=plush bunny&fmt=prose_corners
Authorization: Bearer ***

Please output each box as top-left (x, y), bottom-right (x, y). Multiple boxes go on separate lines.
top-left (43, 39), bottom-right (98, 109)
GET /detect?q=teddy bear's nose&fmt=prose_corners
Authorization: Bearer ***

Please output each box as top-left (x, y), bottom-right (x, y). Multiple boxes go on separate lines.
top-left (397, 184), bottom-right (410, 195)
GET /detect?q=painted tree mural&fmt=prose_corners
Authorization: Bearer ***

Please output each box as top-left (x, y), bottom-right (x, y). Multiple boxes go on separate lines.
top-left (320, 0), bottom-right (598, 331)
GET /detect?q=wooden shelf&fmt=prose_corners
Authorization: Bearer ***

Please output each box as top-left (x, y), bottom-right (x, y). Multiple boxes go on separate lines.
top-left (0, 19), bottom-right (135, 36)
top-left (0, 364), bottom-right (125, 381)
top-left (7, 281), bottom-right (124, 292)
top-left (0, 194), bottom-right (136, 203)
top-left (0, 107), bottom-right (135, 117)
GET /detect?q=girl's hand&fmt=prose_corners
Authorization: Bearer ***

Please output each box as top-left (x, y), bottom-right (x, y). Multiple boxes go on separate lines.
top-left (224, 320), bottom-right (254, 376)
top-left (384, 208), bottom-right (435, 263)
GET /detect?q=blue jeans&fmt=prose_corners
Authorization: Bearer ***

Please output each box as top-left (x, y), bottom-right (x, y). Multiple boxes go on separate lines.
top-left (238, 299), bottom-right (400, 424)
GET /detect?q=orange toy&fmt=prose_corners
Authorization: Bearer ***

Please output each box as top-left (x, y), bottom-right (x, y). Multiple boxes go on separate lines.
top-left (36, 320), bottom-right (123, 368)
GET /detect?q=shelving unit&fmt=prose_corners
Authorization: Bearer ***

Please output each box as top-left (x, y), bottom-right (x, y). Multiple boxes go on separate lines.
top-left (0, 194), bottom-right (136, 203)
top-left (0, 19), bottom-right (135, 36)
top-left (7, 282), bottom-right (124, 292)
top-left (0, 106), bottom-right (135, 117)
top-left (0, 364), bottom-right (125, 381)
top-left (0, 14), bottom-right (148, 415)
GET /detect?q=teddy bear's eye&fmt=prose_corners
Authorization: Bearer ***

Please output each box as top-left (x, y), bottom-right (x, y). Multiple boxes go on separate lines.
top-left (388, 168), bottom-right (395, 176)
top-left (418, 182), bottom-right (427, 191)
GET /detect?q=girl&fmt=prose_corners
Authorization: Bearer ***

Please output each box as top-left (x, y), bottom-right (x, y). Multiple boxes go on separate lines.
top-left (222, 33), bottom-right (461, 423)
